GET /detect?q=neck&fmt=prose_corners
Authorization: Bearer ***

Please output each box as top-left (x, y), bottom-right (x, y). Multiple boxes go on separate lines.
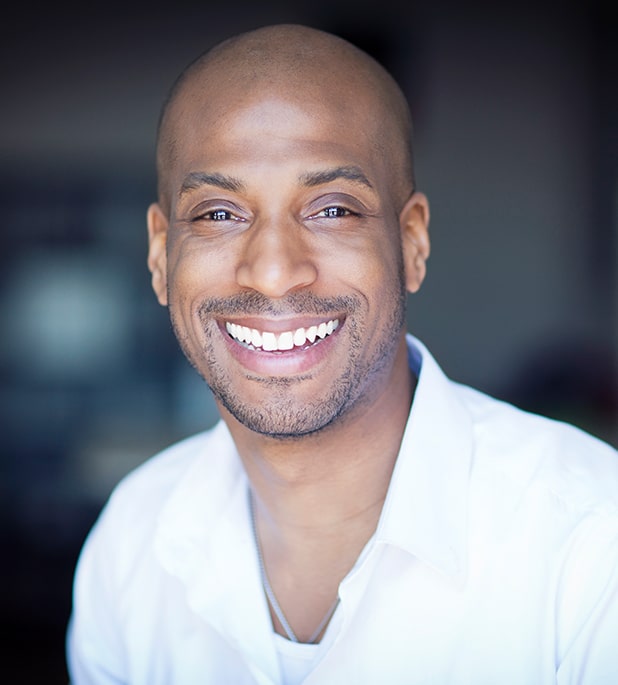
top-left (222, 334), bottom-right (414, 539)
top-left (221, 334), bottom-right (414, 641)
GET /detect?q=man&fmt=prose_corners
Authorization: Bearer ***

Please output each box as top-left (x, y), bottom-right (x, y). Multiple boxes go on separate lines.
top-left (67, 23), bottom-right (618, 684)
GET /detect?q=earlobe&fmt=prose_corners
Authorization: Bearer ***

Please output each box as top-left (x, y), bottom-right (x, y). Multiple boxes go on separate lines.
top-left (400, 192), bottom-right (430, 294)
top-left (146, 203), bottom-right (169, 306)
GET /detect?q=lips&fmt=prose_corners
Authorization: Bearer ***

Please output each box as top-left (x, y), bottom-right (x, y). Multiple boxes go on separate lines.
top-left (225, 318), bottom-right (339, 352)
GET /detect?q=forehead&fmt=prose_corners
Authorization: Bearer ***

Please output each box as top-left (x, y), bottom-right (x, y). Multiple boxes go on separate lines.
top-left (157, 32), bottom-right (414, 211)
top-left (166, 73), bottom-right (388, 187)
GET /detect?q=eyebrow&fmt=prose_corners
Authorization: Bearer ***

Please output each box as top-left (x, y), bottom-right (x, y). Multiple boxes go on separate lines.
top-left (180, 171), bottom-right (245, 196)
top-left (179, 164), bottom-right (374, 197)
top-left (299, 166), bottom-right (374, 189)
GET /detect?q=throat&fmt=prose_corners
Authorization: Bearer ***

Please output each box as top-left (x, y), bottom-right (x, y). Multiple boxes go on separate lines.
top-left (249, 489), bottom-right (342, 643)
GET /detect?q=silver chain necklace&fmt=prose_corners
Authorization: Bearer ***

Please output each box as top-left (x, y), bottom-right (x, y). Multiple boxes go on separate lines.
top-left (248, 490), bottom-right (340, 644)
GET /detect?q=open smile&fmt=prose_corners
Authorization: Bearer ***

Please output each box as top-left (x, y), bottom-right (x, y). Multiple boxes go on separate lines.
top-left (225, 318), bottom-right (339, 352)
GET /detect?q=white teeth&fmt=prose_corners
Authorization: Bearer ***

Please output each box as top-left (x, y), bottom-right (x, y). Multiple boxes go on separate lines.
top-left (262, 331), bottom-right (277, 351)
top-left (278, 331), bottom-right (294, 350)
top-left (306, 326), bottom-right (317, 343)
top-left (226, 318), bottom-right (339, 352)
top-left (293, 327), bottom-right (306, 347)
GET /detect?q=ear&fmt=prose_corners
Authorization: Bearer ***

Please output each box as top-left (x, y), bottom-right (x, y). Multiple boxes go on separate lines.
top-left (399, 192), bottom-right (430, 294)
top-left (146, 202), bottom-right (169, 306)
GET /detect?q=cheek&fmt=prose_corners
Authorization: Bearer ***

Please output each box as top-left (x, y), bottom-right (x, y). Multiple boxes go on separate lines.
top-left (165, 226), bottom-right (403, 316)
top-left (165, 238), bottom-right (236, 350)
top-left (167, 236), bottom-right (236, 304)
top-left (319, 233), bottom-right (403, 295)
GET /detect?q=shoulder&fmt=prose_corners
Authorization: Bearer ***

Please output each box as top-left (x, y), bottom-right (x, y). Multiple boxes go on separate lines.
top-left (108, 424), bottom-right (224, 513)
top-left (454, 382), bottom-right (618, 516)
top-left (407, 334), bottom-right (618, 517)
top-left (81, 422), bottom-right (232, 567)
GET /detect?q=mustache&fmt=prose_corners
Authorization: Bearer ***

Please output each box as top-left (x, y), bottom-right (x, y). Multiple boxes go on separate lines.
top-left (197, 292), bottom-right (360, 318)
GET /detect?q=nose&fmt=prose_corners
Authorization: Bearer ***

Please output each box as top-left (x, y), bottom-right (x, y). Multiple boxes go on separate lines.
top-left (236, 215), bottom-right (318, 298)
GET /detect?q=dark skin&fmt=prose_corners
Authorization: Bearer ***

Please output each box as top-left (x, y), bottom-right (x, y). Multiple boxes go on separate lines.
top-left (147, 24), bottom-right (430, 642)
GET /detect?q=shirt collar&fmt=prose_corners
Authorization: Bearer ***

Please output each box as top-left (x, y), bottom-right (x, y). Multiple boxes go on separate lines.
top-left (153, 420), bottom-right (255, 609)
top-left (154, 335), bottom-right (473, 604)
top-left (375, 335), bottom-right (473, 585)
top-left (154, 423), bottom-right (280, 679)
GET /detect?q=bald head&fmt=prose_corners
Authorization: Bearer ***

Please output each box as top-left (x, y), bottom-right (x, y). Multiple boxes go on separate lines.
top-left (155, 24), bottom-right (415, 213)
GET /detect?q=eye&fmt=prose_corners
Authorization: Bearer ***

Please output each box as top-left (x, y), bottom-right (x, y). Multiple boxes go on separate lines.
top-left (192, 208), bottom-right (244, 223)
top-left (310, 206), bottom-right (356, 219)
top-left (211, 210), bottom-right (231, 221)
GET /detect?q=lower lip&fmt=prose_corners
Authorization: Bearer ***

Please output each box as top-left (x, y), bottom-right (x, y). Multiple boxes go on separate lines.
top-left (220, 323), bottom-right (342, 376)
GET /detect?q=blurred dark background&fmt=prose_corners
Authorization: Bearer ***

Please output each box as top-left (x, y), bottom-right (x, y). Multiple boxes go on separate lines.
top-left (1, 1), bottom-right (616, 682)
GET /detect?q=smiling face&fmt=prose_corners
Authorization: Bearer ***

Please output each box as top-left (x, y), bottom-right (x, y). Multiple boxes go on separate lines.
top-left (147, 25), bottom-right (430, 438)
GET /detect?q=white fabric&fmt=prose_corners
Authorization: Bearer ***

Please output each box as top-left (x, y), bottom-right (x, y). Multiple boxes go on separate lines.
top-left (273, 635), bottom-right (319, 685)
top-left (67, 335), bottom-right (618, 684)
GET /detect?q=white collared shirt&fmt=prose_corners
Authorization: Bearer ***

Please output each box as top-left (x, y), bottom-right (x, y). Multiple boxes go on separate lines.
top-left (67, 336), bottom-right (618, 684)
